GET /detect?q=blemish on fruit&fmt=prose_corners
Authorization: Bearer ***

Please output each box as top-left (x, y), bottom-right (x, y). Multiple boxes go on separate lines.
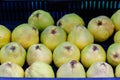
top-left (93, 45), bottom-right (98, 51)
top-left (64, 46), bottom-right (71, 51)
top-left (6, 62), bottom-right (12, 67)
top-left (97, 20), bottom-right (102, 26)
top-left (35, 13), bottom-right (40, 18)
top-left (36, 45), bottom-right (40, 50)
top-left (10, 46), bottom-right (16, 51)
top-left (113, 53), bottom-right (119, 58)
top-left (70, 60), bottom-right (77, 68)
top-left (58, 21), bottom-right (62, 26)
top-left (51, 29), bottom-right (56, 34)
top-left (32, 27), bottom-right (36, 31)
top-left (101, 62), bottom-right (107, 68)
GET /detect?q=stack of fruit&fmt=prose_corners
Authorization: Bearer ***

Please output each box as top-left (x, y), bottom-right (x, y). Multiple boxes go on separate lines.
top-left (0, 9), bottom-right (120, 78)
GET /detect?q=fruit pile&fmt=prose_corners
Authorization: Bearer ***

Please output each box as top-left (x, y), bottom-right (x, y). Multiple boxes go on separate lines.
top-left (0, 9), bottom-right (120, 78)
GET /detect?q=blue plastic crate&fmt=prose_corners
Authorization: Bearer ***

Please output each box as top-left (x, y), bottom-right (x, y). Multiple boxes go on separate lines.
top-left (0, 0), bottom-right (120, 79)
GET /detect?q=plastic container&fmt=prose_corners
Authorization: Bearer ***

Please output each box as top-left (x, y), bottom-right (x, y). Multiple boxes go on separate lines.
top-left (0, 0), bottom-right (120, 79)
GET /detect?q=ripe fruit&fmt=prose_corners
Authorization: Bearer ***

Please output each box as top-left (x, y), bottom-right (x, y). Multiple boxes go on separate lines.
top-left (107, 43), bottom-right (120, 67)
top-left (57, 60), bottom-right (86, 78)
top-left (0, 61), bottom-right (24, 77)
top-left (114, 31), bottom-right (120, 43)
top-left (87, 62), bottom-right (114, 78)
top-left (12, 23), bottom-right (39, 49)
top-left (57, 13), bottom-right (85, 33)
top-left (67, 25), bottom-right (94, 50)
top-left (28, 10), bottom-right (54, 31)
top-left (0, 25), bottom-right (11, 48)
top-left (115, 64), bottom-right (120, 77)
top-left (40, 25), bottom-right (67, 51)
top-left (26, 44), bottom-right (52, 66)
top-left (0, 42), bottom-right (26, 67)
top-left (25, 61), bottom-right (55, 78)
top-left (53, 42), bottom-right (80, 68)
top-left (81, 44), bottom-right (106, 68)
top-left (88, 16), bottom-right (114, 42)
top-left (111, 9), bottom-right (120, 31)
